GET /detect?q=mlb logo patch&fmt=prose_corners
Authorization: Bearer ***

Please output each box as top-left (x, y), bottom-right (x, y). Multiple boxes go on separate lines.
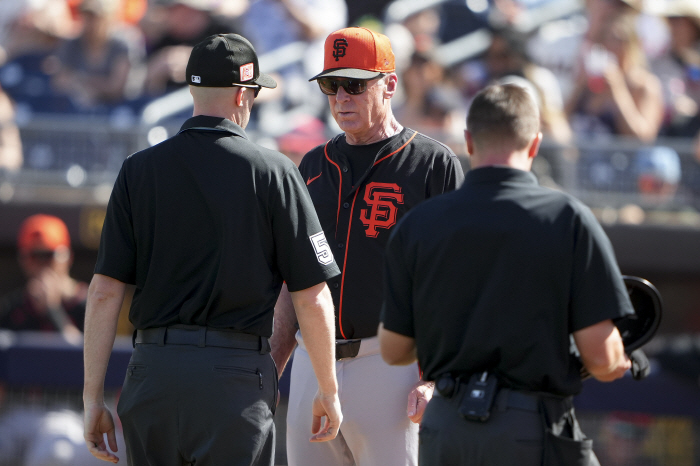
top-left (191, 75), bottom-right (201, 83)
top-left (240, 63), bottom-right (254, 82)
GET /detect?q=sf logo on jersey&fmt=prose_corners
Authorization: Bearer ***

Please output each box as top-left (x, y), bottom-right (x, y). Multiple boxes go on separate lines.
top-left (360, 182), bottom-right (404, 238)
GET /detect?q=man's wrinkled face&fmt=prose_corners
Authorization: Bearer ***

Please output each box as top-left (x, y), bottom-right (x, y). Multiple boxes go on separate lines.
top-left (327, 75), bottom-right (390, 139)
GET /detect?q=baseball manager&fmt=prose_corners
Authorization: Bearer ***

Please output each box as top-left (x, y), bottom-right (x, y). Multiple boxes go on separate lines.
top-left (271, 27), bottom-right (464, 466)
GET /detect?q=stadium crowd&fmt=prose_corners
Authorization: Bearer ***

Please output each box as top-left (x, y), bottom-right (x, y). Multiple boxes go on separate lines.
top-left (0, 0), bottom-right (697, 204)
top-left (0, 0), bottom-right (700, 464)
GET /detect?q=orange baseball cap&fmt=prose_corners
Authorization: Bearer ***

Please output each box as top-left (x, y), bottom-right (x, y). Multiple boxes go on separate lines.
top-left (309, 27), bottom-right (395, 81)
top-left (17, 214), bottom-right (71, 251)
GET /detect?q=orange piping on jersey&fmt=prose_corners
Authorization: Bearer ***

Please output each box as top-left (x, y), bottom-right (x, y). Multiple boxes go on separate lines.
top-left (336, 131), bottom-right (417, 339)
top-left (338, 187), bottom-right (362, 340)
top-left (324, 142), bottom-right (343, 238)
top-left (373, 131), bottom-right (417, 166)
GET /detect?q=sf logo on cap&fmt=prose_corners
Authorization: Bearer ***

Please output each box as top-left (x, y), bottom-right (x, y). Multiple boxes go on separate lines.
top-left (333, 39), bottom-right (348, 61)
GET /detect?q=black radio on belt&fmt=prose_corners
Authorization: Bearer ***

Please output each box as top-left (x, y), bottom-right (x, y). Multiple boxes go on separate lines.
top-left (458, 371), bottom-right (498, 422)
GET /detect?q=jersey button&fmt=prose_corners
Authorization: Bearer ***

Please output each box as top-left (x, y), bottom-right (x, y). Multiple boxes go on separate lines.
top-left (343, 202), bottom-right (349, 208)
top-left (333, 283), bottom-right (339, 289)
top-left (338, 243), bottom-right (345, 249)
top-left (342, 167), bottom-right (348, 173)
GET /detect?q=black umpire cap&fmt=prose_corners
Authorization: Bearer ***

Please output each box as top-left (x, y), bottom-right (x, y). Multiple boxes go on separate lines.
top-left (186, 33), bottom-right (277, 89)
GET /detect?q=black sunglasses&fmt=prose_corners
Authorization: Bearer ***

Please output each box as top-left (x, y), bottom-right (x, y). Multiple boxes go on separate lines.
top-left (317, 77), bottom-right (378, 96)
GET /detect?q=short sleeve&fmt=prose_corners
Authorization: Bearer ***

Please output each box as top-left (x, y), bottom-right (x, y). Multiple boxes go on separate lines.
top-left (272, 166), bottom-right (340, 291)
top-left (380, 226), bottom-right (414, 337)
top-left (427, 148), bottom-right (465, 198)
top-left (94, 160), bottom-right (137, 283)
top-left (443, 152), bottom-right (465, 192)
top-left (569, 205), bottom-right (634, 332)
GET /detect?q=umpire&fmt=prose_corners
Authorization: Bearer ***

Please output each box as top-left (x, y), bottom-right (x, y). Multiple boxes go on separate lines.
top-left (82, 34), bottom-right (342, 465)
top-left (379, 84), bottom-right (644, 465)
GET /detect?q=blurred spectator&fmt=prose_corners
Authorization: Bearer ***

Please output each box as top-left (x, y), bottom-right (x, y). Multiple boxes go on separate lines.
top-left (0, 0), bottom-right (78, 114)
top-left (457, 28), bottom-right (574, 185)
top-left (651, 0), bottom-right (700, 139)
top-left (241, 0), bottom-right (347, 131)
top-left (0, 0), bottom-right (77, 65)
top-left (0, 214), bottom-right (114, 466)
top-left (400, 7), bottom-right (442, 53)
top-left (527, 0), bottom-right (643, 101)
top-left (51, 0), bottom-right (144, 111)
top-left (635, 145), bottom-right (682, 201)
top-left (276, 115), bottom-right (328, 166)
top-left (394, 51), bottom-right (465, 150)
top-left (565, 12), bottom-right (664, 143)
top-left (0, 407), bottom-right (112, 466)
top-left (0, 84), bottom-right (22, 172)
top-left (120, 0), bottom-right (147, 25)
top-left (595, 411), bottom-right (660, 466)
top-left (242, 0), bottom-right (346, 55)
top-left (0, 214), bottom-right (86, 343)
top-left (484, 29), bottom-right (573, 145)
top-left (140, 0), bottom-right (244, 96)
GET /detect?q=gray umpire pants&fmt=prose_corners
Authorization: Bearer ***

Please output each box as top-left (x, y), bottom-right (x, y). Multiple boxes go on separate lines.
top-left (117, 326), bottom-right (277, 466)
top-left (419, 388), bottom-right (600, 466)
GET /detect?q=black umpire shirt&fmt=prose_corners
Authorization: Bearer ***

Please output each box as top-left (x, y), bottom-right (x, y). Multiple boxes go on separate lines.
top-left (381, 167), bottom-right (634, 396)
top-left (95, 116), bottom-right (340, 337)
top-left (300, 128), bottom-right (464, 340)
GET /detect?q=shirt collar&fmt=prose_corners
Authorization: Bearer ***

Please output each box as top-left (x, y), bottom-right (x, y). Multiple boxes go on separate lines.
top-left (464, 166), bottom-right (539, 186)
top-left (179, 116), bottom-right (248, 139)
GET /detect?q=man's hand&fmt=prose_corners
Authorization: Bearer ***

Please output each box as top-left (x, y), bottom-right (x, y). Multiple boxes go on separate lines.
top-left (84, 401), bottom-right (119, 463)
top-left (407, 380), bottom-right (434, 423)
top-left (309, 391), bottom-right (343, 442)
top-left (27, 269), bottom-right (63, 311)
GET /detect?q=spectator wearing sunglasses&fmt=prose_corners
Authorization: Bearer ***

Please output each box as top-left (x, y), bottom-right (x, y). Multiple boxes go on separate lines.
top-left (0, 213), bottom-right (86, 342)
top-left (271, 26), bottom-right (464, 466)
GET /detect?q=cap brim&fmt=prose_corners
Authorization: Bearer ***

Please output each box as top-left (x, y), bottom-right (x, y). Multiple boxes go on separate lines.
top-left (309, 68), bottom-right (384, 81)
top-left (254, 73), bottom-right (277, 89)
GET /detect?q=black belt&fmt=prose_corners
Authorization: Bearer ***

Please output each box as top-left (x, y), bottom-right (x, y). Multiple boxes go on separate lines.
top-left (134, 325), bottom-right (270, 354)
top-left (494, 388), bottom-right (541, 412)
top-left (436, 374), bottom-right (570, 413)
top-left (335, 339), bottom-right (361, 360)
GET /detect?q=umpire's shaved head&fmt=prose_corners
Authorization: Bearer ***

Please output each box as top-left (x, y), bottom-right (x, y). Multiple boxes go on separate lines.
top-left (466, 84), bottom-right (540, 153)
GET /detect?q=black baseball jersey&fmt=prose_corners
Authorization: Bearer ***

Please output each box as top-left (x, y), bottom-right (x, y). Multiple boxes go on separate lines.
top-left (95, 116), bottom-right (340, 336)
top-left (300, 127), bottom-right (464, 339)
top-left (381, 167), bottom-right (634, 396)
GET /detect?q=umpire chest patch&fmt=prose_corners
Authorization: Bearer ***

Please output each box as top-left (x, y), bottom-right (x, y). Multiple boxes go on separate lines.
top-left (309, 232), bottom-right (335, 265)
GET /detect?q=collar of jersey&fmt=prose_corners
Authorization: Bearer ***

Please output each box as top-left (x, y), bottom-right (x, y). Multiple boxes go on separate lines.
top-left (464, 166), bottom-right (538, 186)
top-left (330, 127), bottom-right (410, 162)
top-left (178, 116), bottom-right (248, 139)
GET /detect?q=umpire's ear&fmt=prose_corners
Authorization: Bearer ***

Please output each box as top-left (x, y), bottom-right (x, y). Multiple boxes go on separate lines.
top-left (527, 132), bottom-right (543, 159)
top-left (235, 86), bottom-right (248, 107)
top-left (465, 130), bottom-right (474, 156)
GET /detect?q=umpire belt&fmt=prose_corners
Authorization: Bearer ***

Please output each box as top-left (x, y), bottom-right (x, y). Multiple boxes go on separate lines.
top-left (134, 325), bottom-right (271, 354)
top-left (336, 339), bottom-right (362, 360)
top-left (436, 386), bottom-right (542, 412)
top-left (436, 375), bottom-right (571, 413)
